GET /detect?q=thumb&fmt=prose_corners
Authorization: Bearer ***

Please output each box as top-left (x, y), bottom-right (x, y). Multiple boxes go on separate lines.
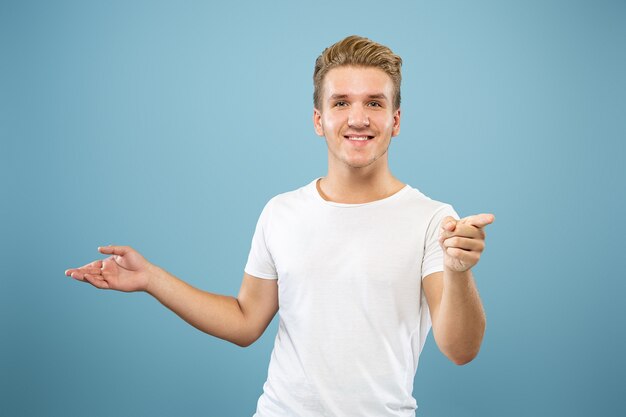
top-left (98, 245), bottom-right (130, 256)
top-left (98, 245), bottom-right (133, 264)
top-left (441, 216), bottom-right (457, 231)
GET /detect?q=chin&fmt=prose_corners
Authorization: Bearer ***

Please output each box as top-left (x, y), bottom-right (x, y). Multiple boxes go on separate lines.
top-left (344, 159), bottom-right (378, 169)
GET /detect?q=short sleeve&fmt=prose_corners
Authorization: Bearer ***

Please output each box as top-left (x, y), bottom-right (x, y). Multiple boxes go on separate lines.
top-left (244, 199), bottom-right (278, 280)
top-left (421, 204), bottom-right (460, 279)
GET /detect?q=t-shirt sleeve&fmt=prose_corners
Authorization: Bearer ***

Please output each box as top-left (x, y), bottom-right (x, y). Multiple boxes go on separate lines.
top-left (421, 204), bottom-right (460, 279)
top-left (244, 199), bottom-right (278, 280)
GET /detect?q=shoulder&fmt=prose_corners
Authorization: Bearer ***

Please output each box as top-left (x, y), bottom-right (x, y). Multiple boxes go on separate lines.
top-left (256, 179), bottom-right (317, 220)
top-left (402, 185), bottom-right (456, 218)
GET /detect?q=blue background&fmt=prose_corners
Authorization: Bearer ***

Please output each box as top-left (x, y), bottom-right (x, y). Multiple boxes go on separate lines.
top-left (2, 0), bottom-right (625, 416)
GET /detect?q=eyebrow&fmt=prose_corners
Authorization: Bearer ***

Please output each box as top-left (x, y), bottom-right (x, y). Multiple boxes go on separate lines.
top-left (329, 93), bottom-right (389, 101)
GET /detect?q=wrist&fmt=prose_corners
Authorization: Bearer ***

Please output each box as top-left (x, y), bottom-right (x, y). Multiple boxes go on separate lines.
top-left (443, 267), bottom-right (473, 283)
top-left (144, 263), bottom-right (163, 295)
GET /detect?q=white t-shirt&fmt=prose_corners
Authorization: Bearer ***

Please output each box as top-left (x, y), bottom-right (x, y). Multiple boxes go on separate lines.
top-left (245, 177), bottom-right (459, 417)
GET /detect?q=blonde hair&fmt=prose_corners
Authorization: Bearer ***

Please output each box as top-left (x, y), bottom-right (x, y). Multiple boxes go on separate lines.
top-left (313, 35), bottom-right (403, 110)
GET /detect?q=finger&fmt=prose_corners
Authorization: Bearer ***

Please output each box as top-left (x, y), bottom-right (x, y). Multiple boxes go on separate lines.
top-left (440, 216), bottom-right (457, 232)
top-left (98, 245), bottom-right (131, 256)
top-left (69, 270), bottom-right (86, 281)
top-left (66, 267), bottom-right (103, 277)
top-left (83, 259), bottom-right (103, 269)
top-left (442, 236), bottom-right (485, 252)
top-left (83, 273), bottom-right (110, 290)
top-left (69, 268), bottom-right (102, 281)
top-left (440, 222), bottom-right (486, 240)
top-left (69, 269), bottom-right (102, 281)
top-left (446, 247), bottom-right (480, 264)
top-left (65, 260), bottom-right (104, 275)
top-left (101, 257), bottom-right (118, 272)
top-left (462, 213), bottom-right (495, 229)
top-left (65, 259), bottom-right (103, 276)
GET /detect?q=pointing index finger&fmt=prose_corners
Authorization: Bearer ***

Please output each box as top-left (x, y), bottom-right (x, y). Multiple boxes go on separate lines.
top-left (463, 213), bottom-right (495, 229)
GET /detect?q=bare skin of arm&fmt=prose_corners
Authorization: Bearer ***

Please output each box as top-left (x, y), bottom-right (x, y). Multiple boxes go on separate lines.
top-left (65, 245), bottom-right (278, 347)
top-left (422, 213), bottom-right (494, 365)
top-left (423, 269), bottom-right (485, 365)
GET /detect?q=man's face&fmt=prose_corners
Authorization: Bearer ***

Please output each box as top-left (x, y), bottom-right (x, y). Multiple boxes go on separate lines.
top-left (313, 66), bottom-right (400, 170)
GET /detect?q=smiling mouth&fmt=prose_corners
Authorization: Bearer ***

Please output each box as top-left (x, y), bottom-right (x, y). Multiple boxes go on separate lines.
top-left (344, 136), bottom-right (374, 141)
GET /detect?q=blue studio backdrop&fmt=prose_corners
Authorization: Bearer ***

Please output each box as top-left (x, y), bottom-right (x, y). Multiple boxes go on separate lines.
top-left (1, 1), bottom-right (625, 416)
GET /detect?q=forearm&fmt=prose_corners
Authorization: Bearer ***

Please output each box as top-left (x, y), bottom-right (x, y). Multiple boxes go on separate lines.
top-left (434, 268), bottom-right (486, 365)
top-left (145, 265), bottom-right (249, 347)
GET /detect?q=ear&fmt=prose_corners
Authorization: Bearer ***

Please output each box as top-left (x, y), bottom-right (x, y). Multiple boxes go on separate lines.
top-left (391, 108), bottom-right (401, 137)
top-left (313, 108), bottom-right (324, 136)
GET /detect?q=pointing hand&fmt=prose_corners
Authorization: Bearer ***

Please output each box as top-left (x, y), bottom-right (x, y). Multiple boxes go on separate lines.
top-left (438, 213), bottom-right (495, 273)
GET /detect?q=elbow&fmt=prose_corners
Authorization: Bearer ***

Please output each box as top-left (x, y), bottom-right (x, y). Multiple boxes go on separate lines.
top-left (232, 335), bottom-right (255, 348)
top-left (446, 343), bottom-right (482, 365)
top-left (232, 332), bottom-right (260, 348)
top-left (235, 340), bottom-right (253, 348)
top-left (438, 338), bottom-right (482, 365)
top-left (450, 351), bottom-right (479, 366)
top-left (443, 321), bottom-right (486, 366)
top-left (229, 318), bottom-right (259, 348)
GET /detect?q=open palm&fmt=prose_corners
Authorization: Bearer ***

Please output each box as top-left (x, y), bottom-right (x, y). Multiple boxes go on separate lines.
top-left (65, 245), bottom-right (152, 292)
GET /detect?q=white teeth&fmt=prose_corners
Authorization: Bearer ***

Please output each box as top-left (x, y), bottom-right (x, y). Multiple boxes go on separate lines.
top-left (347, 136), bottom-right (370, 141)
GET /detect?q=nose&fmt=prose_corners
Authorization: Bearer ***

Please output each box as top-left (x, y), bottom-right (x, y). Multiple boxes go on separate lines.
top-left (348, 104), bottom-right (369, 128)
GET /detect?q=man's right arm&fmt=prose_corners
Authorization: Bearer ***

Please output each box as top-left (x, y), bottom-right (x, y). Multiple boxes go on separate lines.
top-left (147, 267), bottom-right (278, 347)
top-left (65, 245), bottom-right (279, 348)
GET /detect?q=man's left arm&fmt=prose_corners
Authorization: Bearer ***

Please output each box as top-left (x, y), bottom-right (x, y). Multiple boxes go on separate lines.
top-left (422, 213), bottom-right (495, 365)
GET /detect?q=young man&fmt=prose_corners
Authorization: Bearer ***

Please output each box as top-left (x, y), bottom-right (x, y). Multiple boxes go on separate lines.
top-left (65, 35), bottom-right (494, 416)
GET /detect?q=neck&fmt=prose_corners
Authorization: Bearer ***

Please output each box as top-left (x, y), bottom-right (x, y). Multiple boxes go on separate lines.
top-left (318, 162), bottom-right (405, 204)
